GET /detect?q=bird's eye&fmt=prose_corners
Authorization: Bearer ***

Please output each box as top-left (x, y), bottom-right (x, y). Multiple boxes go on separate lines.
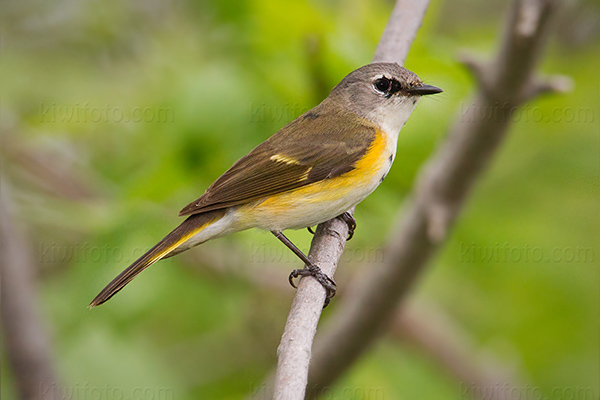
top-left (374, 77), bottom-right (391, 93)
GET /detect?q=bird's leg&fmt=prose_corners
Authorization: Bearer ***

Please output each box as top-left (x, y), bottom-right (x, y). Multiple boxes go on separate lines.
top-left (337, 212), bottom-right (357, 240)
top-left (271, 230), bottom-right (336, 306)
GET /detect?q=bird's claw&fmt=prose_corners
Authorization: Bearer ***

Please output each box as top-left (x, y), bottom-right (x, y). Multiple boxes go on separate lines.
top-left (337, 212), bottom-right (357, 241)
top-left (288, 265), bottom-right (337, 307)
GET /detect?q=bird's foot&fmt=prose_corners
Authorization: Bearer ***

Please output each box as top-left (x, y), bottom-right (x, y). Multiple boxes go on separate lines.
top-left (288, 264), bottom-right (337, 307)
top-left (337, 212), bottom-right (356, 240)
top-left (307, 212), bottom-right (356, 240)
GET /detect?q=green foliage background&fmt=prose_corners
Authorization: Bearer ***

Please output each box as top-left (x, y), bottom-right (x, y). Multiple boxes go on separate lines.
top-left (1, 0), bottom-right (598, 399)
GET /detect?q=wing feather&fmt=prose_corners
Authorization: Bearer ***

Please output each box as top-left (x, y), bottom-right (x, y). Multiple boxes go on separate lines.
top-left (179, 105), bottom-right (376, 216)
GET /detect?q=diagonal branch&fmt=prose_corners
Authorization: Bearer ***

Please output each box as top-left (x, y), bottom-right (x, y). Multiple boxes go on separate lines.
top-left (272, 220), bottom-right (351, 400)
top-left (305, 0), bottom-right (563, 397)
top-left (182, 245), bottom-right (526, 400)
top-left (272, 1), bottom-right (431, 399)
top-left (392, 305), bottom-right (523, 400)
top-left (373, 0), bottom-right (431, 64)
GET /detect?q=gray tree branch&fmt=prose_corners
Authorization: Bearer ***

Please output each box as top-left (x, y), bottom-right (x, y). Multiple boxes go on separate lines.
top-left (183, 245), bottom-right (526, 400)
top-left (305, 0), bottom-right (563, 397)
top-left (272, 220), bottom-right (351, 400)
top-left (272, 0), bottom-right (431, 398)
top-left (1, 177), bottom-right (63, 400)
top-left (392, 305), bottom-right (523, 400)
top-left (373, 0), bottom-right (431, 64)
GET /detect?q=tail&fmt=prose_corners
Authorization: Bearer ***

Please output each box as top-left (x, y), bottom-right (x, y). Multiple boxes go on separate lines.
top-left (89, 209), bottom-right (226, 308)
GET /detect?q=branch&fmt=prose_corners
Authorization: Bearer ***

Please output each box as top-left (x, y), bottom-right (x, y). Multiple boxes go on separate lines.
top-left (182, 246), bottom-right (527, 400)
top-left (392, 305), bottom-right (523, 400)
top-left (0, 177), bottom-right (63, 400)
top-left (373, 0), bottom-right (431, 64)
top-left (306, 0), bottom-right (563, 397)
top-left (3, 138), bottom-right (95, 200)
top-left (272, 1), bottom-right (431, 398)
top-left (272, 218), bottom-right (351, 400)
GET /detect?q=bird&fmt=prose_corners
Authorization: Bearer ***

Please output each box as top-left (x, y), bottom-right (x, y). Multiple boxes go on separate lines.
top-left (89, 62), bottom-right (442, 308)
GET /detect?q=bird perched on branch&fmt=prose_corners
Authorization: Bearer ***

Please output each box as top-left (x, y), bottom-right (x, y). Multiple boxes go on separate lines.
top-left (90, 62), bottom-right (442, 308)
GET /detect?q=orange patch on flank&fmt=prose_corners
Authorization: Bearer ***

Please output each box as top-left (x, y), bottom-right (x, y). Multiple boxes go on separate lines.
top-left (249, 130), bottom-right (390, 215)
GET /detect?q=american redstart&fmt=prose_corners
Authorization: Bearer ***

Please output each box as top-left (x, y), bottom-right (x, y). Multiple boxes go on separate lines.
top-left (90, 62), bottom-right (442, 308)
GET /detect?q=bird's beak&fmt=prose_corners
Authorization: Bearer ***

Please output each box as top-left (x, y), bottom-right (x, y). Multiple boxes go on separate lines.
top-left (407, 84), bottom-right (443, 96)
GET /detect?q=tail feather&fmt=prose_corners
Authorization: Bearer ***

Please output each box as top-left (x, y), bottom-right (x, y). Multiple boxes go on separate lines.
top-left (89, 210), bottom-right (225, 308)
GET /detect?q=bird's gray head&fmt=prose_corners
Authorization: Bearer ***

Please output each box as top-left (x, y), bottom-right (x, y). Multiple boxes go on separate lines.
top-left (329, 62), bottom-right (442, 134)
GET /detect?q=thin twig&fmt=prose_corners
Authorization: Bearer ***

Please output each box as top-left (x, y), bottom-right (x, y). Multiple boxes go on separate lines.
top-left (306, 1), bottom-right (563, 397)
top-left (3, 138), bottom-right (95, 200)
